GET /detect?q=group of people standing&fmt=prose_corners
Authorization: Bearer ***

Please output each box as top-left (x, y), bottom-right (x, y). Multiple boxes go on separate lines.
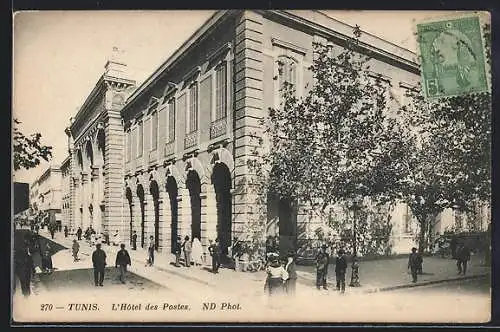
top-left (315, 244), bottom-right (349, 293)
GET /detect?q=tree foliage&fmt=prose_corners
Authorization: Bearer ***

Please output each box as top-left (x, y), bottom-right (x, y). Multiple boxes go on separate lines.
top-left (397, 23), bottom-right (491, 252)
top-left (13, 119), bottom-right (53, 171)
top-left (260, 26), bottom-right (407, 213)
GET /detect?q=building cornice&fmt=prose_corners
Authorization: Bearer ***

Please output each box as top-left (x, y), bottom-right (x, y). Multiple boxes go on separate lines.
top-left (259, 10), bottom-right (419, 73)
top-left (121, 10), bottom-right (236, 115)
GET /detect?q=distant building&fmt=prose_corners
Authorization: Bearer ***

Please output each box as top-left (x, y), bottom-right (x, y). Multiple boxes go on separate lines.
top-left (30, 165), bottom-right (62, 226)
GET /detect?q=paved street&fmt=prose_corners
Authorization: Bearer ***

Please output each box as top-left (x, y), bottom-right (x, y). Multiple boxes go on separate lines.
top-left (12, 228), bottom-right (491, 323)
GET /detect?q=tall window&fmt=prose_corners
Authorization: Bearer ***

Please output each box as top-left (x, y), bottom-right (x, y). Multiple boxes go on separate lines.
top-left (215, 63), bottom-right (227, 121)
top-left (151, 111), bottom-right (158, 151)
top-left (187, 83), bottom-right (198, 133)
top-left (137, 121), bottom-right (143, 158)
top-left (167, 98), bottom-right (176, 142)
top-left (126, 130), bottom-right (131, 162)
top-left (277, 56), bottom-right (297, 99)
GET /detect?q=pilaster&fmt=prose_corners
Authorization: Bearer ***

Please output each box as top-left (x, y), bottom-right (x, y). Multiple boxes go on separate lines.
top-left (158, 191), bottom-right (168, 252)
top-left (178, 188), bottom-right (191, 241)
top-left (201, 186), bottom-right (217, 249)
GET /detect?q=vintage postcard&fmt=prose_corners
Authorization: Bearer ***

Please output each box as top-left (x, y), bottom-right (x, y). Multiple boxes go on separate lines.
top-left (12, 10), bottom-right (491, 324)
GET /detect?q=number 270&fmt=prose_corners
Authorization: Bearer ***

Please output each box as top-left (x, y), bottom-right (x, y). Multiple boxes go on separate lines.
top-left (40, 304), bottom-right (53, 311)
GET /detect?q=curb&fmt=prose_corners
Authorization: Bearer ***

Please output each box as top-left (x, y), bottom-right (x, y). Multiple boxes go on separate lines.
top-left (362, 274), bottom-right (489, 293)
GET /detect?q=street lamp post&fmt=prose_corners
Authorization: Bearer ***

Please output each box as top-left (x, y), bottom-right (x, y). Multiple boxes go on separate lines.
top-left (349, 196), bottom-right (362, 287)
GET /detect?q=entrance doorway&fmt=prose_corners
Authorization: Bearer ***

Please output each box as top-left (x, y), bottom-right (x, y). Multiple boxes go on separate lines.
top-left (212, 163), bottom-right (232, 256)
top-left (267, 192), bottom-right (298, 257)
top-left (186, 170), bottom-right (201, 241)
top-left (150, 181), bottom-right (160, 250)
top-left (166, 176), bottom-right (179, 254)
top-left (136, 184), bottom-right (145, 248)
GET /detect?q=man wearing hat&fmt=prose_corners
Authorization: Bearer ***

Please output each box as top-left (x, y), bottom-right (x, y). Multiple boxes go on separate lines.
top-left (335, 249), bottom-right (348, 293)
top-left (92, 243), bottom-right (107, 286)
top-left (285, 251), bottom-right (297, 295)
top-left (408, 247), bottom-right (420, 283)
top-left (315, 244), bottom-right (330, 290)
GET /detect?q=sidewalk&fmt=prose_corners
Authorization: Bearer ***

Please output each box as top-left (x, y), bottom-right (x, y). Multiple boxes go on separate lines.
top-left (38, 229), bottom-right (490, 297)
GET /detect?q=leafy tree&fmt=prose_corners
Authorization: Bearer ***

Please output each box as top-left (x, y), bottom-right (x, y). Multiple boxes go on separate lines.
top-left (243, 26), bottom-right (410, 256)
top-left (398, 23), bottom-right (491, 253)
top-left (13, 119), bottom-right (52, 171)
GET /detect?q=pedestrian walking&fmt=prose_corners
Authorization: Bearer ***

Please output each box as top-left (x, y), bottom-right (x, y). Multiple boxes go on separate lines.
top-left (408, 247), bottom-right (420, 283)
top-left (315, 244), bottom-right (329, 290)
top-left (115, 244), bottom-right (131, 284)
top-left (182, 236), bottom-right (192, 267)
top-left (191, 237), bottom-right (203, 267)
top-left (208, 239), bottom-right (221, 274)
top-left (335, 249), bottom-right (347, 293)
top-left (64, 226), bottom-right (68, 238)
top-left (72, 239), bottom-right (80, 262)
top-left (285, 251), bottom-right (297, 295)
top-left (92, 243), bottom-right (106, 287)
top-left (264, 253), bottom-right (288, 297)
top-left (147, 236), bottom-right (155, 266)
top-left (76, 227), bottom-right (82, 241)
top-left (41, 242), bottom-right (53, 273)
top-left (131, 231), bottom-right (137, 250)
top-left (174, 236), bottom-right (182, 267)
top-left (49, 225), bottom-right (55, 239)
top-left (15, 238), bottom-right (34, 297)
top-left (456, 243), bottom-right (471, 275)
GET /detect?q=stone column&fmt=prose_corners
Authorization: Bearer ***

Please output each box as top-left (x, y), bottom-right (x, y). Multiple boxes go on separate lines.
top-left (233, 11), bottom-right (266, 246)
top-left (163, 191), bottom-right (173, 253)
top-left (201, 185), bottom-right (217, 249)
top-left (73, 180), bottom-right (80, 229)
top-left (132, 194), bottom-right (142, 247)
top-left (144, 193), bottom-right (154, 243)
top-left (178, 188), bottom-right (191, 241)
top-left (91, 167), bottom-right (101, 232)
top-left (158, 191), bottom-right (168, 252)
top-left (104, 110), bottom-right (125, 240)
top-left (81, 172), bottom-right (90, 229)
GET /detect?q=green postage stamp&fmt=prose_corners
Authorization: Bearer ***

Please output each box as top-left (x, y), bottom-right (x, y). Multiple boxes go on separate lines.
top-left (417, 14), bottom-right (489, 99)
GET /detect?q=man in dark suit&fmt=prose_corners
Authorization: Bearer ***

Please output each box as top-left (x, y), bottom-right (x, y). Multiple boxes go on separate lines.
top-left (315, 244), bottom-right (329, 290)
top-left (92, 243), bottom-right (107, 286)
top-left (408, 247), bottom-right (420, 283)
top-left (335, 249), bottom-right (348, 293)
top-left (131, 231), bottom-right (137, 250)
top-left (115, 243), bottom-right (131, 283)
top-left (208, 239), bottom-right (221, 273)
top-left (15, 237), bottom-right (34, 297)
top-left (456, 243), bottom-right (471, 275)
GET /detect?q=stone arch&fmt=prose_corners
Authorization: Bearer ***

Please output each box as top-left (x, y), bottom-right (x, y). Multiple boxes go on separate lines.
top-left (94, 128), bottom-right (106, 167)
top-left (211, 162), bottom-right (233, 257)
top-left (125, 186), bottom-right (133, 244)
top-left (184, 157), bottom-right (208, 185)
top-left (164, 164), bottom-right (184, 189)
top-left (84, 139), bottom-right (94, 170)
top-left (75, 149), bottom-right (84, 172)
top-left (208, 147), bottom-right (235, 187)
top-left (186, 169), bottom-right (202, 241)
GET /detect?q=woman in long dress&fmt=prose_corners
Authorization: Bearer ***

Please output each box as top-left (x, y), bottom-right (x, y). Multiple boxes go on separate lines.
top-left (264, 253), bottom-right (288, 296)
top-left (191, 237), bottom-right (204, 267)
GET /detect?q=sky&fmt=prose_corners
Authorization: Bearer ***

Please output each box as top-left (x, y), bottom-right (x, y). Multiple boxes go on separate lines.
top-left (12, 10), bottom-right (460, 185)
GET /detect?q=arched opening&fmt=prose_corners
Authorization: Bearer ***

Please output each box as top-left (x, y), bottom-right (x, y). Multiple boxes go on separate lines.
top-left (267, 191), bottom-right (298, 258)
top-left (149, 180), bottom-right (160, 251)
top-left (136, 184), bottom-right (145, 248)
top-left (125, 187), bottom-right (133, 243)
top-left (211, 163), bottom-right (232, 257)
top-left (85, 140), bottom-right (94, 167)
top-left (166, 176), bottom-right (179, 254)
top-left (186, 170), bottom-right (201, 241)
top-left (96, 129), bottom-right (105, 165)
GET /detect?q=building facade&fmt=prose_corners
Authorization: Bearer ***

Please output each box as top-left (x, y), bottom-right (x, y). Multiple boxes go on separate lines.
top-left (66, 54), bottom-right (136, 234)
top-left (119, 10), bottom-right (425, 257)
top-left (30, 165), bottom-right (63, 225)
top-left (57, 10), bottom-right (490, 257)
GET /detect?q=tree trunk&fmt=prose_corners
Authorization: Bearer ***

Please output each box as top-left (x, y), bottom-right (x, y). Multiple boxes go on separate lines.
top-left (418, 216), bottom-right (427, 255)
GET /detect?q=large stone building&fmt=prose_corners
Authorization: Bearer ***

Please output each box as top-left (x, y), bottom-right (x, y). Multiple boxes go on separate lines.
top-left (56, 10), bottom-right (489, 258)
top-left (65, 51), bottom-right (136, 233)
